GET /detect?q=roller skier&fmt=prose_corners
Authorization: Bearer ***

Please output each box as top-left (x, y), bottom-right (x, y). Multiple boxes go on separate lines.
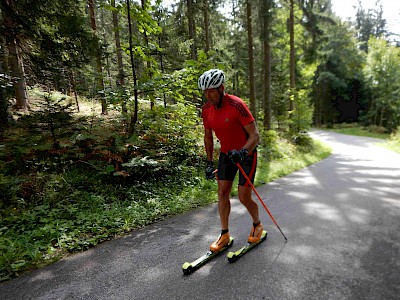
top-left (199, 68), bottom-right (264, 252)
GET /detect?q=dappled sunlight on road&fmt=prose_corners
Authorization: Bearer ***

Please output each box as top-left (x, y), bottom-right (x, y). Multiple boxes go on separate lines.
top-left (192, 261), bottom-right (217, 276)
top-left (342, 205), bottom-right (370, 224)
top-left (286, 191), bottom-right (310, 200)
top-left (30, 270), bottom-right (54, 282)
top-left (303, 202), bottom-right (344, 223)
top-left (260, 130), bottom-right (400, 299)
top-left (230, 199), bottom-right (250, 215)
top-left (287, 170), bottom-right (324, 188)
top-left (349, 187), bottom-right (372, 196)
top-left (381, 197), bottom-right (400, 211)
top-left (142, 265), bottom-right (169, 281)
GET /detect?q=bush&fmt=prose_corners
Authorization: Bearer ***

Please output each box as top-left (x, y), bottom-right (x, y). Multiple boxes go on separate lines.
top-left (18, 94), bottom-right (75, 146)
top-left (366, 125), bottom-right (388, 134)
top-left (292, 131), bottom-right (314, 151)
top-left (260, 130), bottom-right (283, 160)
top-left (390, 127), bottom-right (400, 142)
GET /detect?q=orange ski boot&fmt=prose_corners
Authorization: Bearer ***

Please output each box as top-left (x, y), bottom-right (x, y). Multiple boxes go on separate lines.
top-left (210, 232), bottom-right (231, 252)
top-left (248, 222), bottom-right (264, 243)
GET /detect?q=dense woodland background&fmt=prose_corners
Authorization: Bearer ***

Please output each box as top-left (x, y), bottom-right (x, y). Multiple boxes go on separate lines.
top-left (2, 0), bottom-right (400, 131)
top-left (0, 0), bottom-right (399, 281)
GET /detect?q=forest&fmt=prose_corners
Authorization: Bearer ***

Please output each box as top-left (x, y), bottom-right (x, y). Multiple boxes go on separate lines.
top-left (1, 0), bottom-right (399, 281)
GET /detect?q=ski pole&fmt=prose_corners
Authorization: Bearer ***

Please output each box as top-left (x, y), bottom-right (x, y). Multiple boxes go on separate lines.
top-left (236, 162), bottom-right (288, 242)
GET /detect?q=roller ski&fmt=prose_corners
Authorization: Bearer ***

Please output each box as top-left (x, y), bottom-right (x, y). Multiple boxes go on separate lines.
top-left (227, 228), bottom-right (267, 263)
top-left (182, 233), bottom-right (234, 275)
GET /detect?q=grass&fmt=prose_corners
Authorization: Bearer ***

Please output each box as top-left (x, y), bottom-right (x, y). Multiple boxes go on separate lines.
top-left (0, 168), bottom-right (215, 281)
top-left (383, 139), bottom-right (400, 153)
top-left (323, 123), bottom-right (400, 154)
top-left (323, 123), bottom-right (390, 139)
top-left (256, 139), bottom-right (331, 185)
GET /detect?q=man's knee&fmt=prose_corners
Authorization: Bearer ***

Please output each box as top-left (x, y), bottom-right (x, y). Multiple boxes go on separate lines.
top-left (218, 188), bottom-right (231, 200)
top-left (238, 186), bottom-right (253, 204)
top-left (218, 181), bottom-right (232, 199)
top-left (239, 195), bottom-right (252, 206)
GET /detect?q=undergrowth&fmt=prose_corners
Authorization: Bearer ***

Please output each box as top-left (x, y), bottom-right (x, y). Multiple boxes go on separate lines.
top-left (382, 127), bottom-right (400, 153)
top-left (323, 122), bottom-right (390, 139)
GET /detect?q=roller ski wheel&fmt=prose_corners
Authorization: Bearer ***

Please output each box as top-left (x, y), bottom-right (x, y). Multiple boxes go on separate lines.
top-left (182, 237), bottom-right (234, 275)
top-left (227, 252), bottom-right (239, 263)
top-left (227, 230), bottom-right (267, 263)
top-left (182, 262), bottom-right (194, 275)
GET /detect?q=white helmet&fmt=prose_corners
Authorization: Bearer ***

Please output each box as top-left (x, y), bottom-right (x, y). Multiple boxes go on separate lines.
top-left (198, 69), bottom-right (225, 90)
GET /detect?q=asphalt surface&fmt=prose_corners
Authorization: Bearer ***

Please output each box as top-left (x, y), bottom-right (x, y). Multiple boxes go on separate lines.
top-left (1, 130), bottom-right (399, 300)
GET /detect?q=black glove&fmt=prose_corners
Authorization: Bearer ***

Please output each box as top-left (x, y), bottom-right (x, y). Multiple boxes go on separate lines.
top-left (228, 148), bottom-right (248, 163)
top-left (205, 160), bottom-right (215, 179)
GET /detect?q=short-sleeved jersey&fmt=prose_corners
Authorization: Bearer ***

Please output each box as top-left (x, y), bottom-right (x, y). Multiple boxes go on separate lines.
top-left (202, 94), bottom-right (255, 154)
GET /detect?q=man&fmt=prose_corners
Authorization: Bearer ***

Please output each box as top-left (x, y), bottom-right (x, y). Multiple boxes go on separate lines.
top-left (198, 69), bottom-right (263, 252)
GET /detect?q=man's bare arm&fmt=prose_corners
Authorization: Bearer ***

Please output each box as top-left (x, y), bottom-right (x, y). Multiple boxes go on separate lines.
top-left (204, 128), bottom-right (214, 161)
top-left (242, 121), bottom-right (260, 153)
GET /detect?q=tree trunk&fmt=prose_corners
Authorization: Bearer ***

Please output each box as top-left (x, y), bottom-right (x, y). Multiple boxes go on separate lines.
top-left (187, 0), bottom-right (196, 60)
top-left (100, 5), bottom-right (112, 89)
top-left (289, 0), bottom-right (295, 112)
top-left (261, 0), bottom-right (272, 130)
top-left (2, 0), bottom-right (29, 111)
top-left (379, 106), bottom-right (385, 127)
top-left (7, 36), bottom-right (28, 110)
top-left (314, 78), bottom-right (322, 126)
top-left (156, 19), bottom-right (167, 107)
top-left (88, 0), bottom-right (107, 114)
top-left (112, 0), bottom-right (127, 113)
top-left (70, 71), bottom-right (80, 112)
top-left (246, 0), bottom-right (256, 118)
top-left (127, 0), bottom-right (139, 134)
top-left (156, 17), bottom-right (166, 108)
top-left (141, 0), bottom-right (154, 110)
top-left (0, 84), bottom-right (8, 129)
top-left (0, 38), bottom-right (11, 127)
top-left (231, 0), bottom-right (239, 95)
top-left (203, 0), bottom-right (210, 53)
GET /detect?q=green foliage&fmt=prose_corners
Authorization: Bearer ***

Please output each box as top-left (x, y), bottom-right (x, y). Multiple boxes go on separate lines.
top-left (355, 1), bottom-right (387, 52)
top-left (325, 123), bottom-right (390, 139)
top-left (0, 72), bottom-right (12, 128)
top-left (260, 129), bottom-right (314, 162)
top-left (260, 130), bottom-right (282, 160)
top-left (128, 2), bottom-right (162, 36)
top-left (384, 127), bottom-right (400, 153)
top-left (0, 96), bottom-right (208, 281)
top-left (18, 0), bottom-right (98, 91)
top-left (291, 88), bottom-right (314, 133)
top-left (255, 132), bottom-right (331, 185)
top-left (138, 50), bottom-right (214, 106)
top-left (0, 164), bottom-right (214, 281)
top-left (311, 21), bottom-right (366, 126)
top-left (363, 37), bottom-right (400, 131)
top-left (18, 94), bottom-right (74, 145)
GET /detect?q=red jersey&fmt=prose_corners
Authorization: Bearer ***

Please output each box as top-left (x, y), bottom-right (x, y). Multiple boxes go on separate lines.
top-left (202, 94), bottom-right (255, 154)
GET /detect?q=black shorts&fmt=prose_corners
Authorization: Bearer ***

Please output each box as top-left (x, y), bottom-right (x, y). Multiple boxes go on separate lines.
top-left (217, 151), bottom-right (257, 187)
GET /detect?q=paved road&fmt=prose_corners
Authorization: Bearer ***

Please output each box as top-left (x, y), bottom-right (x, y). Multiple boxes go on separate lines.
top-left (1, 130), bottom-right (399, 300)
